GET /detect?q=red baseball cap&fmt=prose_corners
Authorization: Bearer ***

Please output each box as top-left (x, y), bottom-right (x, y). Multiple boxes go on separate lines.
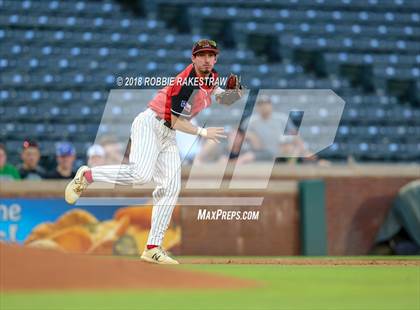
top-left (23, 139), bottom-right (39, 149)
top-left (192, 39), bottom-right (219, 56)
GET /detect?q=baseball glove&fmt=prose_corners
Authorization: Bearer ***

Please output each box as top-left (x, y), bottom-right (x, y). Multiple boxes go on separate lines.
top-left (216, 74), bottom-right (243, 106)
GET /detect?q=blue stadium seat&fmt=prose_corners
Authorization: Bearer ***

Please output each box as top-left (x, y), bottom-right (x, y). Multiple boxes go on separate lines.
top-left (1, 0), bottom-right (419, 164)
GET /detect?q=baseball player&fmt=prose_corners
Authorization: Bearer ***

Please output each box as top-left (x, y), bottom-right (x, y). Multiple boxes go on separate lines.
top-left (65, 39), bottom-right (242, 264)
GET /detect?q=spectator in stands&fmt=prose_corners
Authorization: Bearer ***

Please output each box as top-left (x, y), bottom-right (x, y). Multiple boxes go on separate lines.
top-left (241, 96), bottom-right (320, 163)
top-left (46, 142), bottom-right (77, 179)
top-left (87, 144), bottom-right (106, 167)
top-left (0, 144), bottom-right (20, 181)
top-left (17, 140), bottom-right (46, 180)
top-left (195, 129), bottom-right (254, 165)
top-left (98, 136), bottom-right (124, 165)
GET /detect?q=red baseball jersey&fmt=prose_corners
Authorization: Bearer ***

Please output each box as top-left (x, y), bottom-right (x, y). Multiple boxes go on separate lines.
top-left (148, 64), bottom-right (218, 123)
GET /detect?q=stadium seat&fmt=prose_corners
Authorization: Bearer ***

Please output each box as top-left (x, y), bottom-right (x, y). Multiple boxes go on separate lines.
top-left (1, 0), bottom-right (419, 164)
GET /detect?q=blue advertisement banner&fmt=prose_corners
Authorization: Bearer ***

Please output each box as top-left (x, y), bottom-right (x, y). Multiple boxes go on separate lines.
top-left (0, 198), bottom-right (120, 243)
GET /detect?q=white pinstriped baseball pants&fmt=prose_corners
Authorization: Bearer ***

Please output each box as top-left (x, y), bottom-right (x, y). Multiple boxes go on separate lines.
top-left (91, 108), bottom-right (181, 246)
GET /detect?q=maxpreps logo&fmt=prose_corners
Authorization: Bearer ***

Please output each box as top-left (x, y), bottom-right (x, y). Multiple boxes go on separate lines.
top-left (181, 100), bottom-right (192, 113)
top-left (197, 209), bottom-right (260, 221)
top-left (77, 89), bottom-right (345, 207)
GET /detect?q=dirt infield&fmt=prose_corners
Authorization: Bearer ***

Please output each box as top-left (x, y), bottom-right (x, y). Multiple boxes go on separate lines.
top-left (179, 257), bottom-right (420, 266)
top-left (2, 243), bottom-right (418, 292)
top-left (0, 243), bottom-right (255, 292)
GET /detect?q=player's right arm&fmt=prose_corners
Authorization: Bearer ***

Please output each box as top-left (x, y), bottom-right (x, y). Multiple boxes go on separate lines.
top-left (171, 115), bottom-right (226, 143)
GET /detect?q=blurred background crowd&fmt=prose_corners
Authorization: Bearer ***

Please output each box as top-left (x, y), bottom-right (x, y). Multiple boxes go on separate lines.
top-left (1, 0), bottom-right (419, 180)
top-left (0, 137), bottom-right (119, 180)
top-left (0, 94), bottom-right (328, 181)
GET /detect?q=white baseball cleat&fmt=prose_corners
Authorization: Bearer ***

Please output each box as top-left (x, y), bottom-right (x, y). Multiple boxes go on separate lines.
top-left (65, 165), bottom-right (90, 205)
top-left (140, 247), bottom-right (179, 265)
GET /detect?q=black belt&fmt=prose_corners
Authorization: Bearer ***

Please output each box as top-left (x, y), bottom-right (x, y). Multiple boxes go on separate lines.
top-left (155, 115), bottom-right (173, 130)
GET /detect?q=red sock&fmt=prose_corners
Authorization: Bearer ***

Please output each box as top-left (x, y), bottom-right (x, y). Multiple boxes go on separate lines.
top-left (147, 245), bottom-right (158, 250)
top-left (83, 170), bottom-right (93, 183)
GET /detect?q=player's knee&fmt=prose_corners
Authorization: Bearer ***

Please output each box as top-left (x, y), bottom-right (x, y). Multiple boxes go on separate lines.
top-left (168, 181), bottom-right (181, 197)
top-left (131, 165), bottom-right (153, 184)
top-left (136, 173), bottom-right (153, 184)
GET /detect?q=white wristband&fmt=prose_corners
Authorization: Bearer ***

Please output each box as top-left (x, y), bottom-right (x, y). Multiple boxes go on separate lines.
top-left (197, 127), bottom-right (208, 137)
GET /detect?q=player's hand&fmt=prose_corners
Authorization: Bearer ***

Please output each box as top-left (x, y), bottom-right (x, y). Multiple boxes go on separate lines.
top-left (206, 127), bottom-right (227, 143)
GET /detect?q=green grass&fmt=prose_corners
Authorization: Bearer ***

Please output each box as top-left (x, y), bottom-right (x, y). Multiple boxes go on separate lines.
top-left (176, 255), bottom-right (420, 260)
top-left (2, 265), bottom-right (419, 310)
